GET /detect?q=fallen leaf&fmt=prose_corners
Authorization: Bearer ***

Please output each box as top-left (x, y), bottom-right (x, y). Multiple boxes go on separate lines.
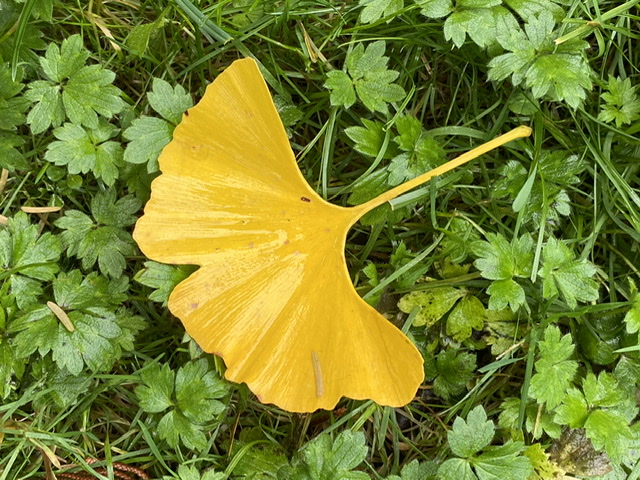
top-left (134, 58), bottom-right (531, 412)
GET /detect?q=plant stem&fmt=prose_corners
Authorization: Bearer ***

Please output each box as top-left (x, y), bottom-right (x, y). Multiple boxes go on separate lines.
top-left (351, 125), bottom-right (532, 217)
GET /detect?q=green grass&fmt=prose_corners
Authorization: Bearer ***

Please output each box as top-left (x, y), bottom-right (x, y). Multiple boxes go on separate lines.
top-left (1, 0), bottom-right (640, 478)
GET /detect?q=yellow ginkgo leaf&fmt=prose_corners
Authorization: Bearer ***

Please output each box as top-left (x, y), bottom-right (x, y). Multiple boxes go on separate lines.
top-left (133, 58), bottom-right (531, 413)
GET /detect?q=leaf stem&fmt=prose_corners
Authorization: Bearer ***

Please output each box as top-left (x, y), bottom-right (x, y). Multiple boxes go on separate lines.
top-left (352, 125), bottom-right (532, 217)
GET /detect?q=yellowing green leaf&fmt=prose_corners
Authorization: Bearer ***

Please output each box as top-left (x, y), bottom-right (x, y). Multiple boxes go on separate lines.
top-left (398, 287), bottom-right (464, 327)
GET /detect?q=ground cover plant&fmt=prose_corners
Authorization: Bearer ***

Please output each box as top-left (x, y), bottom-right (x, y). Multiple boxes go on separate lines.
top-left (0, 0), bottom-right (639, 478)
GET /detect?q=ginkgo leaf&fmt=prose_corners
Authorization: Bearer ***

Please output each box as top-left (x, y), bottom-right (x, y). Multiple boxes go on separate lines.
top-left (134, 58), bottom-right (531, 413)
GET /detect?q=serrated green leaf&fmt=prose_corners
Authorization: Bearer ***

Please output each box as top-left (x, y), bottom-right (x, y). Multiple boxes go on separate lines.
top-left (39, 35), bottom-right (89, 82)
top-left (45, 120), bottom-right (123, 185)
top-left (538, 237), bottom-right (598, 309)
top-left (175, 359), bottom-right (227, 423)
top-left (416, 0), bottom-right (453, 18)
top-left (432, 349), bottom-right (476, 400)
top-left (624, 295), bottom-right (640, 334)
top-left (598, 76), bottom-right (640, 127)
top-left (355, 69), bottom-right (405, 113)
top-left (25, 80), bottom-right (65, 134)
top-left (553, 388), bottom-right (588, 428)
top-left (438, 458), bottom-right (477, 480)
top-left (529, 326), bottom-right (577, 408)
top-left (0, 131), bottom-right (27, 170)
top-left (158, 409), bottom-right (208, 450)
top-left (25, 34), bottom-right (124, 133)
top-left (390, 459), bottom-right (438, 480)
top-left (486, 278), bottom-right (525, 311)
top-left (123, 116), bottom-right (173, 172)
top-left (64, 65), bottom-right (124, 127)
top-left (525, 54), bottom-right (591, 109)
top-left (359, 0), bottom-right (403, 24)
top-left (325, 70), bottom-right (356, 109)
top-left (444, 7), bottom-right (499, 49)
top-left (53, 270), bottom-right (128, 310)
top-left (504, 0), bottom-right (564, 22)
top-left (300, 430), bottom-right (369, 480)
top-left (584, 410), bottom-right (633, 463)
top-left (489, 12), bottom-right (592, 107)
top-left (345, 119), bottom-right (386, 157)
top-left (1, 212), bottom-right (61, 281)
top-left (136, 363), bottom-right (175, 412)
top-left (582, 372), bottom-right (628, 410)
top-left (473, 441), bottom-right (532, 480)
top-left (91, 189), bottom-right (140, 227)
top-left (147, 77), bottom-right (193, 124)
top-left (448, 405), bottom-right (495, 457)
top-left (126, 14), bottom-right (166, 57)
top-left (51, 308), bottom-right (121, 374)
top-left (398, 287), bottom-right (464, 327)
top-left (55, 191), bottom-right (140, 277)
top-left (341, 41), bottom-right (406, 114)
top-left (134, 261), bottom-right (194, 305)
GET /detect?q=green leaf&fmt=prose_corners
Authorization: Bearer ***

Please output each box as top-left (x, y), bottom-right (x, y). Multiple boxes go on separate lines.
top-left (25, 34), bottom-right (124, 133)
top-left (398, 287), bottom-right (464, 327)
top-left (158, 409), bottom-right (208, 450)
top-left (175, 359), bottom-right (228, 423)
top-left (538, 237), bottom-right (599, 309)
top-left (0, 131), bottom-right (27, 170)
top-left (486, 278), bottom-right (526, 311)
top-left (529, 325), bottom-right (578, 408)
top-left (137, 360), bottom-right (228, 451)
top-left (553, 387), bottom-right (588, 428)
top-left (448, 405), bottom-right (494, 457)
top-left (441, 218), bottom-right (481, 263)
top-left (0, 64), bottom-right (29, 131)
top-left (504, 0), bottom-right (564, 22)
top-left (598, 76), bottom-right (640, 128)
top-left (1, 211), bottom-right (61, 281)
top-left (432, 349), bottom-right (476, 401)
top-left (584, 410), bottom-right (633, 463)
top-left (438, 458), bottom-right (477, 480)
top-left (387, 460), bottom-right (438, 480)
top-left (444, 6), bottom-right (502, 49)
top-left (147, 78), bottom-right (193, 125)
top-left (489, 12), bottom-right (592, 108)
top-left (44, 120), bottom-right (123, 186)
top-left (447, 295), bottom-right (486, 342)
top-left (343, 41), bottom-right (406, 114)
top-left (134, 261), bottom-right (195, 305)
top-left (299, 430), bottom-right (369, 480)
top-left (624, 294), bottom-right (640, 334)
top-left (345, 119), bottom-right (386, 157)
top-left (355, 69), bottom-right (405, 113)
top-left (525, 54), bottom-right (592, 109)
top-left (63, 65), bottom-right (124, 128)
top-left (24, 80), bottom-right (64, 134)
top-left (55, 190), bottom-right (140, 278)
top-left (359, 0), bottom-right (403, 24)
top-left (126, 14), bottom-right (166, 57)
top-left (471, 233), bottom-right (533, 281)
top-left (325, 70), bottom-right (356, 109)
top-left (473, 441), bottom-right (533, 480)
top-left (136, 362), bottom-right (175, 413)
top-left (122, 76), bottom-right (192, 173)
top-left (416, 0), bottom-right (453, 18)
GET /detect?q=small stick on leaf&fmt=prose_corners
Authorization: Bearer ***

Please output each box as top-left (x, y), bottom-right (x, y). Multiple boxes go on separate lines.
top-left (47, 301), bottom-right (75, 332)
